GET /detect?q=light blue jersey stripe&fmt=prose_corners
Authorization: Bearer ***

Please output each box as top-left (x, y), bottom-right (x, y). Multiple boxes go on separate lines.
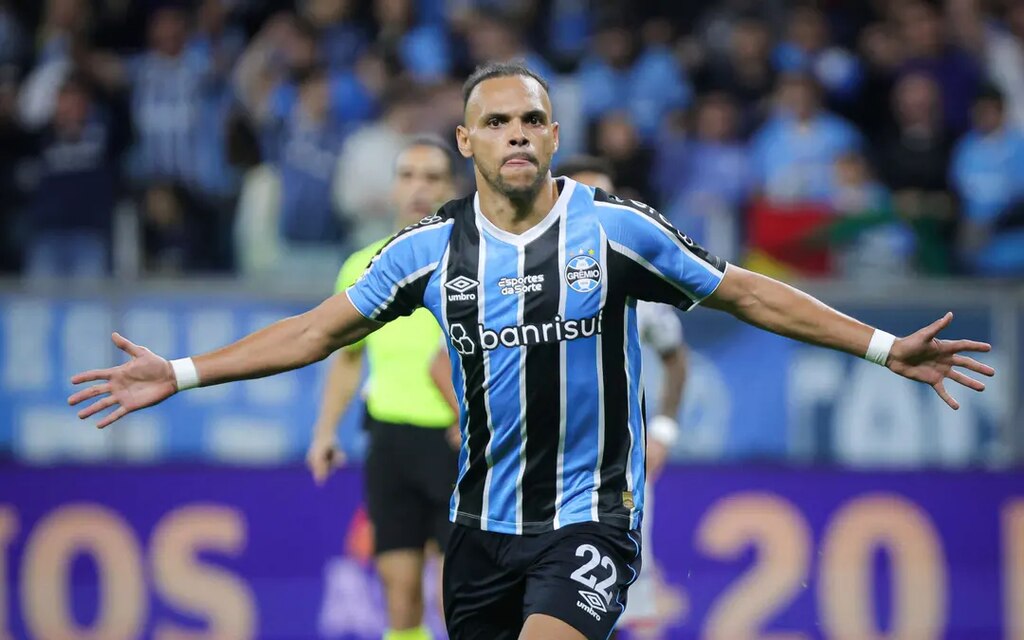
top-left (480, 230), bottom-right (525, 526)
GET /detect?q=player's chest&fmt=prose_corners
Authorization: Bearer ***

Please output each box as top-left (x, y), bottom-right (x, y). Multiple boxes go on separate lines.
top-left (425, 225), bottom-right (616, 348)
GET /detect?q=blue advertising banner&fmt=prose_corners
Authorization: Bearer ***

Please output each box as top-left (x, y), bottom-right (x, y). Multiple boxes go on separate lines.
top-left (0, 465), bottom-right (1020, 639)
top-left (0, 292), bottom-right (1009, 465)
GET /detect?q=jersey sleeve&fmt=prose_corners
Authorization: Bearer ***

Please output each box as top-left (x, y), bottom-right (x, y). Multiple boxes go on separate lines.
top-left (593, 190), bottom-right (728, 311)
top-left (345, 219), bottom-right (452, 323)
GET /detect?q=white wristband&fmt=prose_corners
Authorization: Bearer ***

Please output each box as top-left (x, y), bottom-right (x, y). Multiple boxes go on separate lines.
top-left (649, 415), bottom-right (680, 448)
top-left (864, 330), bottom-right (896, 366)
top-left (170, 357), bottom-right (200, 391)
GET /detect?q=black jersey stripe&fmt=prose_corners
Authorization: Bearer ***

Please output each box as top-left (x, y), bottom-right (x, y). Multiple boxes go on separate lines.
top-left (444, 202), bottom-right (491, 528)
top-left (520, 218), bottom-right (564, 530)
top-left (596, 249), bottom-right (634, 525)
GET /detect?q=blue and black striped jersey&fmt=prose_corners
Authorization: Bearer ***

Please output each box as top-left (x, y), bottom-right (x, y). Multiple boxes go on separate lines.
top-left (346, 178), bottom-right (727, 534)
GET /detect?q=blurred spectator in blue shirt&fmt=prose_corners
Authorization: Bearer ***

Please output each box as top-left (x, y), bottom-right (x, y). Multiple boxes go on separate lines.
top-left (578, 20), bottom-right (691, 141)
top-left (238, 16), bottom-right (378, 142)
top-left (301, 0), bottom-right (367, 71)
top-left (750, 73), bottom-right (861, 204)
top-left (188, 0), bottom-right (246, 201)
top-left (373, 0), bottom-right (451, 84)
top-left (122, 6), bottom-right (211, 188)
top-left (544, 0), bottom-right (591, 67)
top-left (271, 64), bottom-right (347, 246)
top-left (897, 1), bottom-right (981, 136)
top-left (952, 85), bottom-right (1024, 275)
top-left (773, 6), bottom-right (862, 105)
top-left (24, 74), bottom-right (118, 279)
top-left (660, 93), bottom-right (751, 263)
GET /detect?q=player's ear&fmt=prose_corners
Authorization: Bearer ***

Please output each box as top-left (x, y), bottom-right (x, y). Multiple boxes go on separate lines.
top-left (455, 125), bottom-right (473, 159)
top-left (551, 120), bottom-right (559, 155)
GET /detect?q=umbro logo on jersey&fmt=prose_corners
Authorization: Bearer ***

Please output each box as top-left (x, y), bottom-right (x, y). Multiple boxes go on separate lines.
top-left (576, 589), bottom-right (606, 621)
top-left (445, 276), bottom-right (479, 301)
top-left (418, 214), bottom-right (443, 225)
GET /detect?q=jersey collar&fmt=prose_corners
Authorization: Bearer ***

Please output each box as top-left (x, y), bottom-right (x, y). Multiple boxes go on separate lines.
top-left (474, 177), bottom-right (576, 246)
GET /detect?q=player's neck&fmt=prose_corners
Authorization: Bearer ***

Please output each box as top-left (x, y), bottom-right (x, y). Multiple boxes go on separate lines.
top-left (476, 174), bottom-right (559, 236)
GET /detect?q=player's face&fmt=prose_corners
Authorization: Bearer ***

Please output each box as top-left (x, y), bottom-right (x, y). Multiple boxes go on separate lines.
top-left (457, 75), bottom-right (559, 200)
top-left (567, 170), bottom-right (614, 193)
top-left (392, 145), bottom-right (456, 225)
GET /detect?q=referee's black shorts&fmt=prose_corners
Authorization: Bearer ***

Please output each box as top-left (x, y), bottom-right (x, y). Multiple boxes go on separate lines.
top-left (443, 521), bottom-right (643, 640)
top-left (363, 414), bottom-right (459, 554)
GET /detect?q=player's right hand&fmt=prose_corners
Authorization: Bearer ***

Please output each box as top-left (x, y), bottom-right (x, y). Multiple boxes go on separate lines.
top-left (307, 436), bottom-right (345, 485)
top-left (68, 332), bottom-right (177, 429)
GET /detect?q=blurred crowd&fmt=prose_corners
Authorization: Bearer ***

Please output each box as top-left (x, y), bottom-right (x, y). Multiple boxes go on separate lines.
top-left (2, 0), bottom-right (1024, 282)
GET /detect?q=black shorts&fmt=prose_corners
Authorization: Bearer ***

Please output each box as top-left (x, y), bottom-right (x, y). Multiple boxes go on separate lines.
top-left (363, 415), bottom-right (459, 554)
top-left (443, 522), bottom-right (643, 640)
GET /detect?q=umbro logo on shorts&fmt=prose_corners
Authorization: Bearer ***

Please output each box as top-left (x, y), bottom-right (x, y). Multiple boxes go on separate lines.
top-left (445, 276), bottom-right (479, 301)
top-left (576, 589), bottom-right (606, 621)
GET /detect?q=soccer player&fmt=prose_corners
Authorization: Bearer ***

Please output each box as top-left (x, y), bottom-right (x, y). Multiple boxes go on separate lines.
top-left (552, 155), bottom-right (684, 633)
top-left (69, 62), bottom-right (995, 640)
top-left (307, 135), bottom-right (461, 640)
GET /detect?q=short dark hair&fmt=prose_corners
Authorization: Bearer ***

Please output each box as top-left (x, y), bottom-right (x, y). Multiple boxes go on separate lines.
top-left (462, 60), bottom-right (550, 108)
top-left (399, 134), bottom-right (461, 180)
top-left (554, 155), bottom-right (615, 183)
top-left (975, 82), bottom-right (1006, 106)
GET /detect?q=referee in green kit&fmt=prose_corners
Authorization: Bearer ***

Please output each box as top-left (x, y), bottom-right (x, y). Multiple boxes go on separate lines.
top-left (307, 135), bottom-right (462, 640)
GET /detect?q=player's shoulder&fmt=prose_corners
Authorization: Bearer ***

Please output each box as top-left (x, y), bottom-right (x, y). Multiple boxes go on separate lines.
top-left (586, 187), bottom-right (671, 235)
top-left (376, 195), bottom-right (469, 255)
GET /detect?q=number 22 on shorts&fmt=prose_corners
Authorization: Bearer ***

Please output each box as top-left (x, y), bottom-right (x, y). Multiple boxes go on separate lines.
top-left (570, 544), bottom-right (618, 605)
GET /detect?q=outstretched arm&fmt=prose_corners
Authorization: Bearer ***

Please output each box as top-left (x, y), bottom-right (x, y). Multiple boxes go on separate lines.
top-left (703, 266), bottom-right (995, 409)
top-left (69, 292), bottom-right (380, 428)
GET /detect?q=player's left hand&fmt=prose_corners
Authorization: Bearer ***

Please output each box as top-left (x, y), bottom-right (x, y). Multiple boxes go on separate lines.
top-left (68, 333), bottom-right (177, 428)
top-left (887, 312), bottom-right (995, 410)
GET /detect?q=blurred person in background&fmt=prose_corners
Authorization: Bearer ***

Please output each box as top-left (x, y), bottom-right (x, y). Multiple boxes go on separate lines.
top-left (373, 0), bottom-right (452, 85)
top-left (896, 0), bottom-right (980, 135)
top-left (308, 136), bottom-right (460, 640)
top-left (773, 5), bottom-right (863, 107)
top-left (23, 73), bottom-right (120, 279)
top-left (693, 16), bottom-right (776, 136)
top-left (949, 0), bottom-right (1024, 129)
top-left (951, 84), bottom-right (1024, 276)
top-left (236, 13), bottom-right (378, 135)
top-left (873, 72), bottom-right (956, 273)
top-left (592, 111), bottom-right (651, 200)
top-left (551, 155), bottom-right (687, 638)
top-left (139, 181), bottom-right (198, 275)
top-left (750, 72), bottom-right (861, 205)
top-left (827, 150), bottom-right (916, 279)
top-left (460, 8), bottom-right (556, 81)
top-left (300, 0), bottom-right (367, 72)
top-left (658, 93), bottom-right (750, 263)
top-left (577, 18), bottom-right (691, 141)
top-left (334, 86), bottom-right (429, 246)
top-left (269, 63), bottom-right (349, 273)
top-left (16, 0), bottom-right (92, 130)
top-left (0, 65), bottom-right (31, 274)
